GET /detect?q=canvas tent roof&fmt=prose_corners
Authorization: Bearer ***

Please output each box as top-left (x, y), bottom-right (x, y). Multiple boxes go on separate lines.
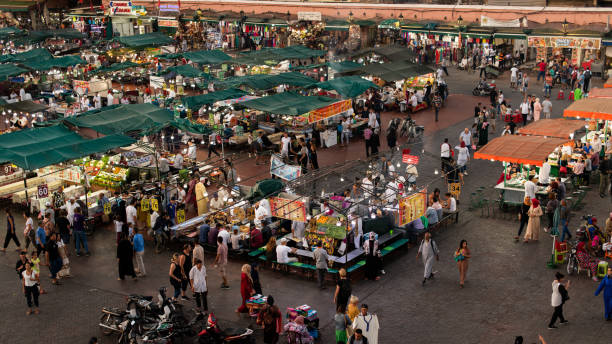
top-left (587, 87), bottom-right (612, 99)
top-left (21, 55), bottom-right (85, 70)
top-left (0, 124), bottom-right (135, 170)
top-left (161, 65), bottom-right (213, 79)
top-left (516, 119), bottom-right (586, 139)
top-left (182, 88), bottom-right (249, 110)
top-left (183, 50), bottom-right (231, 64)
top-left (3, 100), bottom-right (48, 113)
top-left (117, 32), bottom-right (174, 48)
top-left (474, 135), bottom-right (568, 166)
top-left (235, 46), bottom-right (325, 64)
top-left (91, 62), bottom-right (140, 74)
top-left (563, 98), bottom-right (612, 120)
top-left (215, 72), bottom-right (315, 90)
top-left (64, 104), bottom-right (174, 136)
top-left (0, 48), bottom-right (53, 63)
top-left (313, 76), bottom-right (379, 98)
top-left (361, 61), bottom-right (434, 81)
top-left (0, 63), bottom-right (27, 80)
top-left (327, 61), bottom-right (363, 73)
top-left (240, 91), bottom-right (336, 116)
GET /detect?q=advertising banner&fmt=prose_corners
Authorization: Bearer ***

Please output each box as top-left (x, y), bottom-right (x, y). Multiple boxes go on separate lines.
top-left (528, 36), bottom-right (601, 50)
top-left (480, 15), bottom-right (520, 28)
top-left (398, 189), bottom-right (427, 226)
top-left (270, 154), bottom-right (301, 181)
top-left (110, 1), bottom-right (132, 15)
top-left (269, 197), bottom-right (307, 222)
top-left (308, 99), bottom-right (352, 124)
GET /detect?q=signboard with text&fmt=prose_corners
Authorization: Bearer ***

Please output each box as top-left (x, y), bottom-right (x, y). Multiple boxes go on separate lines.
top-left (110, 1), bottom-right (133, 15)
top-left (298, 12), bottom-right (321, 21)
top-left (269, 197), bottom-right (307, 223)
top-left (398, 189), bottom-right (427, 226)
top-left (270, 154), bottom-right (301, 181)
top-left (528, 36), bottom-right (600, 50)
top-left (308, 99), bottom-right (352, 124)
top-left (37, 184), bottom-right (49, 199)
top-left (158, 19), bottom-right (179, 28)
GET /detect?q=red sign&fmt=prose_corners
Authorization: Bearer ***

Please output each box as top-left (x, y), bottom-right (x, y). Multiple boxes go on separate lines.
top-left (37, 184), bottom-right (49, 198)
top-left (402, 149), bottom-right (419, 164)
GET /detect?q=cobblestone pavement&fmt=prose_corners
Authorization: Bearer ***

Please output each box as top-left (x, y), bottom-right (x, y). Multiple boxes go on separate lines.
top-left (0, 67), bottom-right (610, 344)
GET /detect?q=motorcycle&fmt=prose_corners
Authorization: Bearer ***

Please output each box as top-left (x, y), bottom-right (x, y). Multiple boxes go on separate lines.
top-left (399, 117), bottom-right (425, 142)
top-left (472, 80), bottom-right (497, 96)
top-left (195, 313), bottom-right (254, 344)
top-left (566, 243), bottom-right (579, 276)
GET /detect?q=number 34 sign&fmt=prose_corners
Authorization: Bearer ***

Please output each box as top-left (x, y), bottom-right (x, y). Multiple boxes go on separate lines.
top-left (37, 184), bottom-right (49, 198)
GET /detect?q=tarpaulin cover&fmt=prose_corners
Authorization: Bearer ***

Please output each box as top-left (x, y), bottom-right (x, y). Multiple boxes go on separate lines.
top-left (3, 100), bottom-right (48, 113)
top-left (362, 61), bottom-right (434, 81)
top-left (161, 65), bottom-right (213, 79)
top-left (0, 27), bottom-right (23, 37)
top-left (247, 178), bottom-right (284, 202)
top-left (290, 63), bottom-right (326, 71)
top-left (183, 50), bottom-right (231, 64)
top-left (324, 20), bottom-right (350, 31)
top-left (516, 119), bottom-right (586, 139)
top-left (91, 62), bottom-right (140, 74)
top-left (0, 63), bottom-right (27, 80)
top-left (21, 55), bottom-right (85, 70)
top-left (241, 91), bottom-right (336, 116)
top-left (236, 46), bottom-right (325, 64)
top-left (215, 72), bottom-right (315, 90)
top-left (587, 87), bottom-right (612, 99)
top-left (182, 88), bottom-right (249, 110)
top-left (170, 118), bottom-right (212, 135)
top-left (10, 29), bottom-right (84, 45)
top-left (327, 61), bottom-right (363, 73)
top-left (563, 98), bottom-right (612, 120)
top-left (65, 104), bottom-right (174, 136)
top-left (372, 46), bottom-right (416, 61)
top-left (117, 32), bottom-right (174, 48)
top-left (0, 124), bottom-right (135, 170)
top-left (156, 53), bottom-right (183, 60)
top-left (313, 76), bottom-right (379, 98)
top-left (0, 48), bottom-right (52, 63)
top-left (474, 135), bottom-right (568, 166)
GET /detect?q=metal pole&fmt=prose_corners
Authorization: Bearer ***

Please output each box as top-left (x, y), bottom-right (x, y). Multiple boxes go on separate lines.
top-left (23, 173), bottom-right (29, 208)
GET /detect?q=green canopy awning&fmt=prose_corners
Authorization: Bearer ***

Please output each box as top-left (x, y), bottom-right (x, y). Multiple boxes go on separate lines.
top-left (182, 88), bottom-right (249, 110)
top-left (9, 29), bottom-right (84, 45)
top-left (0, 48), bottom-right (53, 63)
top-left (494, 32), bottom-right (527, 40)
top-left (171, 117), bottom-right (212, 135)
top-left (215, 72), bottom-right (315, 90)
top-left (353, 20), bottom-right (376, 27)
top-left (290, 63), bottom-right (326, 71)
top-left (327, 61), bottom-right (363, 73)
top-left (313, 76), bottom-right (379, 98)
top-left (241, 91), bottom-right (336, 116)
top-left (378, 19), bottom-right (400, 29)
top-left (0, 26), bottom-right (24, 37)
top-left (3, 100), bottom-right (48, 113)
top-left (65, 104), bottom-right (174, 136)
top-left (117, 32), bottom-right (174, 48)
top-left (0, 124), bottom-right (135, 170)
top-left (361, 61), bottom-right (434, 82)
top-left (183, 50), bottom-right (231, 64)
top-left (91, 61), bottom-right (140, 74)
top-left (156, 53), bottom-right (183, 60)
top-left (161, 65), bottom-right (213, 79)
top-left (235, 46), bottom-right (325, 64)
top-left (325, 19), bottom-right (350, 31)
top-left (0, 0), bottom-right (36, 12)
top-left (0, 63), bottom-right (27, 80)
top-left (244, 18), bottom-right (288, 27)
top-left (372, 46), bottom-right (416, 62)
top-left (21, 55), bottom-right (85, 71)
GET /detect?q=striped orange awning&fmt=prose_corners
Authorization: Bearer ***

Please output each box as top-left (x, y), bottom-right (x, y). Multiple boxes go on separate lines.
top-left (474, 135), bottom-right (568, 166)
top-left (563, 98), bottom-right (612, 120)
top-left (516, 119), bottom-right (586, 139)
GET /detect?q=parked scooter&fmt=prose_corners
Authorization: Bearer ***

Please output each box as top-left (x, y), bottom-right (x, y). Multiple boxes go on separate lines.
top-left (472, 80), bottom-right (497, 96)
top-left (195, 313), bottom-right (254, 344)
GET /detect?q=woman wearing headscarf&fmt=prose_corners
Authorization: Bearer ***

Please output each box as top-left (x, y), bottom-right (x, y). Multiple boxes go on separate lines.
top-left (515, 197), bottom-right (531, 241)
top-left (236, 264), bottom-right (254, 314)
top-left (256, 295), bottom-right (282, 344)
top-left (283, 316), bottom-right (314, 344)
top-left (477, 118), bottom-right (489, 147)
top-left (533, 98), bottom-right (542, 121)
top-left (363, 233), bottom-right (381, 281)
top-left (116, 232), bottom-right (137, 280)
top-left (524, 198), bottom-right (543, 243)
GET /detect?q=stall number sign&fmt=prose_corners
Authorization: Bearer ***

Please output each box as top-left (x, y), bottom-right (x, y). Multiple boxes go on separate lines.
top-left (110, 1), bottom-right (133, 15)
top-left (141, 198), bottom-right (150, 212)
top-left (0, 163), bottom-right (15, 176)
top-left (37, 184), bottom-right (49, 198)
top-left (176, 209), bottom-right (185, 224)
top-left (449, 182), bottom-right (461, 200)
top-left (104, 202), bottom-right (112, 215)
top-left (150, 198), bottom-right (159, 212)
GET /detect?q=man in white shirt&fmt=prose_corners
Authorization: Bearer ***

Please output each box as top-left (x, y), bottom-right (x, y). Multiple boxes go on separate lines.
top-left (501, 124), bottom-right (513, 136)
top-left (409, 93), bottom-right (418, 108)
top-left (524, 175), bottom-right (537, 200)
top-left (276, 238), bottom-right (297, 263)
top-left (510, 66), bottom-right (519, 89)
top-left (542, 96), bottom-right (553, 119)
top-left (158, 155), bottom-right (170, 174)
top-left (217, 226), bottom-right (230, 245)
top-left (126, 200), bottom-right (137, 226)
top-left (187, 141), bottom-right (197, 160)
top-left (66, 197), bottom-right (78, 225)
top-left (106, 91), bottom-right (114, 107)
top-left (280, 132), bottom-right (291, 160)
top-left (254, 201), bottom-right (271, 226)
top-left (539, 159), bottom-right (551, 185)
top-left (520, 100), bottom-right (530, 123)
top-left (94, 93), bottom-right (102, 109)
top-left (591, 134), bottom-right (603, 155)
top-left (341, 117), bottom-right (352, 146)
top-left (440, 138), bottom-right (451, 159)
top-left (459, 128), bottom-right (472, 153)
top-left (174, 153), bottom-right (184, 170)
top-left (368, 110), bottom-right (377, 129)
top-left (209, 193), bottom-right (224, 211)
top-left (189, 258), bottom-right (208, 314)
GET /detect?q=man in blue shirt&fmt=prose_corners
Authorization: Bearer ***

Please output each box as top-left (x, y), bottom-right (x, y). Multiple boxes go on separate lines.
top-left (35, 221), bottom-right (46, 259)
top-left (167, 198), bottom-right (177, 225)
top-left (132, 228), bottom-right (145, 276)
top-left (199, 222), bottom-right (210, 245)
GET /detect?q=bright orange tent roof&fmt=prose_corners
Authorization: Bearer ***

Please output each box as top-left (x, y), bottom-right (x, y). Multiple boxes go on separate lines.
top-left (563, 98), bottom-right (612, 120)
top-left (604, 83), bottom-right (612, 88)
top-left (474, 135), bottom-right (568, 166)
top-left (588, 87), bottom-right (612, 99)
top-left (516, 119), bottom-right (585, 139)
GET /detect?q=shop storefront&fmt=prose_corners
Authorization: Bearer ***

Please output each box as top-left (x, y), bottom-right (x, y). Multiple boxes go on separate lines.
top-left (527, 35), bottom-right (602, 67)
top-left (107, 1), bottom-right (152, 37)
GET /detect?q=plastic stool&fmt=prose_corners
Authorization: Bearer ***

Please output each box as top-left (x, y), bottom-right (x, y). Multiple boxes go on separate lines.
top-left (554, 250), bottom-right (566, 264)
top-left (557, 90), bottom-right (564, 100)
top-left (597, 261), bottom-right (609, 278)
top-left (568, 91), bottom-right (574, 101)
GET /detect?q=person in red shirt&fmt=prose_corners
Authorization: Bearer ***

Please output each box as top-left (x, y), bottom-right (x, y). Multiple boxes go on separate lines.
top-left (538, 59), bottom-right (547, 82)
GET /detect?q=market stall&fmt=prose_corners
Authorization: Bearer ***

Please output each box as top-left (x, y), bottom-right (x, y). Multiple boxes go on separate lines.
top-left (563, 97), bottom-right (612, 151)
top-left (516, 119), bottom-right (586, 139)
top-left (474, 135), bottom-right (568, 205)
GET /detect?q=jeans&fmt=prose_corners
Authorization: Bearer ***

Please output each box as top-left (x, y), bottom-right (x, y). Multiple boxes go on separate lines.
top-left (50, 257), bottom-right (62, 279)
top-left (25, 285), bottom-right (39, 308)
top-left (545, 85), bottom-right (552, 97)
top-left (74, 231), bottom-right (89, 254)
top-left (549, 304), bottom-right (566, 327)
top-left (434, 107), bottom-right (439, 121)
top-left (135, 251), bottom-right (146, 275)
top-left (537, 71), bottom-right (545, 81)
top-left (170, 278), bottom-right (181, 298)
top-left (208, 144), bottom-right (220, 158)
top-left (316, 268), bottom-right (326, 289)
top-left (560, 219), bottom-right (572, 242)
top-left (341, 131), bottom-right (350, 145)
top-left (194, 291), bottom-right (208, 311)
